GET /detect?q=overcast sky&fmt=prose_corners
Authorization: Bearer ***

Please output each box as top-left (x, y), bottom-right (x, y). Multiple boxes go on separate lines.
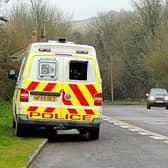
top-left (1, 0), bottom-right (133, 21)
top-left (52, 0), bottom-right (133, 20)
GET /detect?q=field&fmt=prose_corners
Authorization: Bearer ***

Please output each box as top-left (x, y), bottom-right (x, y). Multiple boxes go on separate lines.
top-left (0, 101), bottom-right (43, 168)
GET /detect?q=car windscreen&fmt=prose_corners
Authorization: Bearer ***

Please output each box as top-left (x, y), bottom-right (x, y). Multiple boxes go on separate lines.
top-left (150, 89), bottom-right (168, 96)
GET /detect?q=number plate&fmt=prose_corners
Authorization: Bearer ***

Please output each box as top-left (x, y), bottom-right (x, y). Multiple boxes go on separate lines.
top-left (156, 101), bottom-right (163, 103)
top-left (32, 95), bottom-right (57, 102)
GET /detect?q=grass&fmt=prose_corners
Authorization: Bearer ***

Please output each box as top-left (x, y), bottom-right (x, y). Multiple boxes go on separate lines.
top-left (104, 100), bottom-right (146, 105)
top-left (0, 101), bottom-right (43, 168)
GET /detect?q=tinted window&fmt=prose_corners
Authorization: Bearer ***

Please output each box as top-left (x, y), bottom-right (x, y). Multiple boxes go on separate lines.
top-left (69, 61), bottom-right (88, 80)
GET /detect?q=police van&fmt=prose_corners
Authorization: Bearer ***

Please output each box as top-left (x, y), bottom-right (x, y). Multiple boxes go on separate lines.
top-left (9, 39), bottom-right (103, 140)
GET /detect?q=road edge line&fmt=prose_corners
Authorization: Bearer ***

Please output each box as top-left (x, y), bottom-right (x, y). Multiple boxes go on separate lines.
top-left (23, 139), bottom-right (48, 168)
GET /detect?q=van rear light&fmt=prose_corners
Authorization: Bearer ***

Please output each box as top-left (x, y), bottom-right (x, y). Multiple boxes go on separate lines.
top-left (94, 93), bottom-right (103, 106)
top-left (20, 89), bottom-right (29, 102)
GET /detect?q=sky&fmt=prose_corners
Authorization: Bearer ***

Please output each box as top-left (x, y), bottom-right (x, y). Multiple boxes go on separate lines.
top-left (51, 0), bottom-right (133, 20)
top-left (1, 0), bottom-right (133, 21)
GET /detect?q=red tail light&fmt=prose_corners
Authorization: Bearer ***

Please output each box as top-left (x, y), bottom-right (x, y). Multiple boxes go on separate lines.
top-left (94, 93), bottom-right (103, 106)
top-left (20, 89), bottom-right (29, 102)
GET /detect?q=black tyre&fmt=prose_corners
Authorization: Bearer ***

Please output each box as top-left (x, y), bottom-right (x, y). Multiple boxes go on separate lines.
top-left (78, 128), bottom-right (88, 135)
top-left (47, 128), bottom-right (57, 139)
top-left (15, 122), bottom-right (28, 137)
top-left (147, 104), bottom-right (151, 109)
top-left (166, 106), bottom-right (168, 110)
top-left (88, 127), bottom-right (100, 140)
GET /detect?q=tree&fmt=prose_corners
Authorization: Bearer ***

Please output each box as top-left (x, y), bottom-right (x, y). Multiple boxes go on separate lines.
top-left (87, 13), bottom-right (117, 100)
top-left (84, 9), bottom-right (153, 100)
top-left (30, 0), bottom-right (72, 41)
top-left (146, 47), bottom-right (168, 87)
top-left (134, 0), bottom-right (162, 38)
top-left (0, 0), bottom-right (72, 99)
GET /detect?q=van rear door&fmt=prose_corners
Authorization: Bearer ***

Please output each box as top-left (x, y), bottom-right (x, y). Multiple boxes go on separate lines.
top-left (61, 56), bottom-right (101, 123)
top-left (23, 55), bottom-right (63, 121)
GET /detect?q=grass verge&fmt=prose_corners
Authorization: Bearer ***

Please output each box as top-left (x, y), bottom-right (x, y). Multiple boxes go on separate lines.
top-left (0, 101), bottom-right (43, 168)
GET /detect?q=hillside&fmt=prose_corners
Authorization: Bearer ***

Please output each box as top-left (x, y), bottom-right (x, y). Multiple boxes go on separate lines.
top-left (72, 10), bottom-right (120, 32)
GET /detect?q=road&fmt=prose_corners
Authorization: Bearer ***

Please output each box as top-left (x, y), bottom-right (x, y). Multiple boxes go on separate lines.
top-left (29, 105), bottom-right (168, 168)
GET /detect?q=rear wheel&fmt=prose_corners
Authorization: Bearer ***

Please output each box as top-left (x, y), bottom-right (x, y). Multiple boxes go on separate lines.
top-left (147, 104), bottom-right (151, 109)
top-left (78, 128), bottom-right (88, 135)
top-left (46, 128), bottom-right (57, 139)
top-left (15, 122), bottom-right (28, 137)
top-left (88, 127), bottom-right (100, 140)
top-left (166, 106), bottom-right (168, 110)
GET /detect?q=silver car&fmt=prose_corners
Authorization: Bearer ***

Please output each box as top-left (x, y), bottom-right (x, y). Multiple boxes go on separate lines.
top-left (146, 88), bottom-right (168, 109)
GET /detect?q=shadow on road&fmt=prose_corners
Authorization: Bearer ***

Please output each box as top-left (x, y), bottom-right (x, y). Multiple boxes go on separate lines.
top-left (26, 128), bottom-right (91, 142)
top-left (48, 133), bottom-right (89, 143)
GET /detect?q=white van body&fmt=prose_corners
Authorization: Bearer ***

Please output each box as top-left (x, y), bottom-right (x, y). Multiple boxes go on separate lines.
top-left (11, 40), bottom-right (103, 139)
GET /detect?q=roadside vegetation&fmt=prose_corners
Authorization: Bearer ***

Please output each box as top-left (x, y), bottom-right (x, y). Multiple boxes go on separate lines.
top-left (0, 101), bottom-right (43, 168)
top-left (104, 100), bottom-right (146, 105)
top-left (73, 0), bottom-right (168, 101)
top-left (0, 0), bottom-right (168, 101)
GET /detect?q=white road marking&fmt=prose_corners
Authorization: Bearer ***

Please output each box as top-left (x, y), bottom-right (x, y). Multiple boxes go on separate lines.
top-left (138, 132), bottom-right (150, 135)
top-left (113, 123), bottom-right (122, 126)
top-left (149, 136), bottom-right (165, 140)
top-left (128, 128), bottom-right (139, 132)
top-left (164, 141), bottom-right (168, 144)
top-left (104, 116), bottom-right (168, 121)
top-left (108, 121), bottom-right (114, 124)
top-left (120, 125), bottom-right (129, 128)
top-left (103, 118), bottom-right (110, 121)
top-left (103, 115), bottom-right (168, 143)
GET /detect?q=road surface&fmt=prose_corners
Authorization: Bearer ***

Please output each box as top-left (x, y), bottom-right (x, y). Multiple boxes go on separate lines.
top-left (29, 105), bottom-right (168, 168)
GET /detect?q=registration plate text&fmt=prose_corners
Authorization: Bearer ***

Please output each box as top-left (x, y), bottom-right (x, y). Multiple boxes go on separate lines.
top-left (32, 95), bottom-right (57, 102)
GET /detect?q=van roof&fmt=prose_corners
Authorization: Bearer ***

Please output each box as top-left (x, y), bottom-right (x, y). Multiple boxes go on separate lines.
top-left (27, 41), bottom-right (96, 57)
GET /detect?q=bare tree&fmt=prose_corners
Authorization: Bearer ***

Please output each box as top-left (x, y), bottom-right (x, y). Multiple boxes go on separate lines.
top-left (30, 0), bottom-right (72, 41)
top-left (30, 0), bottom-right (46, 41)
top-left (0, 0), bottom-right (9, 21)
top-left (134, 0), bottom-right (162, 37)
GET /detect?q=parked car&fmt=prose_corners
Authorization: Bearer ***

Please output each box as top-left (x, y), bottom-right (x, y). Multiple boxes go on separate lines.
top-left (146, 88), bottom-right (168, 109)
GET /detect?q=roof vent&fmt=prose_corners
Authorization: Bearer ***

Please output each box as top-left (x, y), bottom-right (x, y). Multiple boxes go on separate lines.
top-left (39, 48), bottom-right (51, 52)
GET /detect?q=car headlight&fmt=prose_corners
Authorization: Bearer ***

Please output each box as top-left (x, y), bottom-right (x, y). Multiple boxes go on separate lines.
top-left (165, 96), bottom-right (168, 101)
top-left (149, 96), bottom-right (155, 101)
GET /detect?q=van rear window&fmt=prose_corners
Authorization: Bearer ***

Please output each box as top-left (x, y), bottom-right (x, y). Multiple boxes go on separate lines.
top-left (69, 61), bottom-right (88, 80)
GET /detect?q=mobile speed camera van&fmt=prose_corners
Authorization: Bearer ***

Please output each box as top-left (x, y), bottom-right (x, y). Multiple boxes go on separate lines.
top-left (9, 39), bottom-right (103, 140)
